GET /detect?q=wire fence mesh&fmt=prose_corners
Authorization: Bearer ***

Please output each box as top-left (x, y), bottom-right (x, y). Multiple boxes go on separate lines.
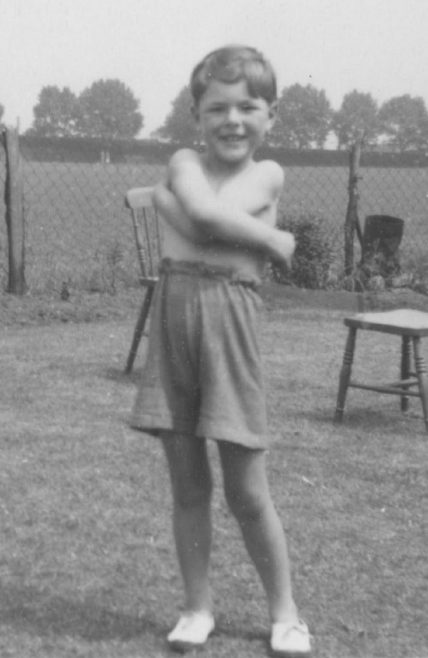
top-left (1, 138), bottom-right (427, 294)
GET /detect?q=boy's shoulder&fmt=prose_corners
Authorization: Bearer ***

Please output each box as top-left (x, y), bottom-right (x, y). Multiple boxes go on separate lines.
top-left (169, 147), bottom-right (201, 169)
top-left (254, 158), bottom-right (284, 184)
top-left (249, 159), bottom-right (284, 199)
top-left (166, 148), bottom-right (203, 186)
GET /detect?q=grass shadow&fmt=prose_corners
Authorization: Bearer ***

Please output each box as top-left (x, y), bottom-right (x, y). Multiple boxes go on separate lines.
top-left (0, 584), bottom-right (266, 649)
top-left (103, 366), bottom-right (143, 386)
top-left (334, 407), bottom-right (426, 433)
top-left (292, 405), bottom-right (425, 433)
top-left (0, 584), bottom-right (161, 642)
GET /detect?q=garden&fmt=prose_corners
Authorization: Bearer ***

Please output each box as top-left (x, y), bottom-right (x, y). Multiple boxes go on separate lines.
top-left (1, 283), bottom-right (427, 658)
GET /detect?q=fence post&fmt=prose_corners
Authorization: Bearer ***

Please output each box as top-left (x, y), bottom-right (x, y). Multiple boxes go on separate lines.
top-left (344, 139), bottom-right (363, 278)
top-left (2, 126), bottom-right (26, 294)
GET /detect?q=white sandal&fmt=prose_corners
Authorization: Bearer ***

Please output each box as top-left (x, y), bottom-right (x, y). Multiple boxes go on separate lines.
top-left (167, 611), bottom-right (215, 652)
top-left (271, 619), bottom-right (311, 656)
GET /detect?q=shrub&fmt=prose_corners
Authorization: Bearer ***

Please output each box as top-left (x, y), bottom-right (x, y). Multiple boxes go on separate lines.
top-left (272, 213), bottom-right (335, 289)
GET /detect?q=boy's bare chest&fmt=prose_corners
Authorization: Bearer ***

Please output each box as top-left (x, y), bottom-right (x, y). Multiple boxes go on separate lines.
top-left (208, 171), bottom-right (270, 216)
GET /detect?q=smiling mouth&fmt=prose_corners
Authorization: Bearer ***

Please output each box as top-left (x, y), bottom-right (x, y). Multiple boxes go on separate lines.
top-left (220, 135), bottom-right (246, 143)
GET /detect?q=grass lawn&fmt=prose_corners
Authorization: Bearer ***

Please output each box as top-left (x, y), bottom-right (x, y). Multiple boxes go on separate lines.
top-left (1, 284), bottom-right (427, 657)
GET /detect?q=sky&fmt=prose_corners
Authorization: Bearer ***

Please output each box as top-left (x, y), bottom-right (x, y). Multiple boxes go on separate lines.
top-left (1, 0), bottom-right (428, 137)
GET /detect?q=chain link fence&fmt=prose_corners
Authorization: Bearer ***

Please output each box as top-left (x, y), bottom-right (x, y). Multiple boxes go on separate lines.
top-left (1, 136), bottom-right (427, 294)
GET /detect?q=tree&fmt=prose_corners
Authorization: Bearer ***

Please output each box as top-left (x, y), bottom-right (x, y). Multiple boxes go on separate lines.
top-left (154, 86), bottom-right (199, 143)
top-left (333, 90), bottom-right (379, 149)
top-left (269, 84), bottom-right (332, 149)
top-left (28, 86), bottom-right (79, 136)
top-left (77, 79), bottom-right (143, 140)
top-left (378, 95), bottom-right (428, 151)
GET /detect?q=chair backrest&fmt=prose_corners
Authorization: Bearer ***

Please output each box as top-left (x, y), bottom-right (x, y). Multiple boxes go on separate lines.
top-left (125, 186), bottom-right (162, 284)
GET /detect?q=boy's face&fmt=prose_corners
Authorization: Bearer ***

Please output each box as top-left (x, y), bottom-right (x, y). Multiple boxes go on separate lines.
top-left (193, 79), bottom-right (276, 168)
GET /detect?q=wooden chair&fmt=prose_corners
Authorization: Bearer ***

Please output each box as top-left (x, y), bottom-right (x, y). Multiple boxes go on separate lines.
top-left (335, 309), bottom-right (428, 432)
top-left (124, 186), bottom-right (162, 374)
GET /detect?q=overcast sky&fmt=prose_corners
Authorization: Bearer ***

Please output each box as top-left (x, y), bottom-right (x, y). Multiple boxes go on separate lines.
top-left (1, 0), bottom-right (427, 136)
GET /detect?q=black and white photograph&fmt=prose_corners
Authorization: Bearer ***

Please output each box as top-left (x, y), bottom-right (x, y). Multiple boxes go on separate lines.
top-left (1, 1), bottom-right (427, 657)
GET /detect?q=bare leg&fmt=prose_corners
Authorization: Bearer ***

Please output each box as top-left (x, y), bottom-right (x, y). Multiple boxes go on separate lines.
top-left (162, 432), bottom-right (213, 613)
top-left (218, 442), bottom-right (298, 624)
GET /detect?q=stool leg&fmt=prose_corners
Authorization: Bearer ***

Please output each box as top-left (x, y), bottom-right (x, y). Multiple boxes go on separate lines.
top-left (335, 327), bottom-right (357, 422)
top-left (412, 337), bottom-right (428, 432)
top-left (400, 335), bottom-right (411, 412)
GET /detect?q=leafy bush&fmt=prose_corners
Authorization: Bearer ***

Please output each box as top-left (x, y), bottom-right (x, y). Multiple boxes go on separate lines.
top-left (272, 213), bottom-right (335, 289)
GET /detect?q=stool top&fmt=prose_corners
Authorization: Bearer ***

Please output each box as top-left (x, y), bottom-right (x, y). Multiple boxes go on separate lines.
top-left (344, 309), bottom-right (428, 336)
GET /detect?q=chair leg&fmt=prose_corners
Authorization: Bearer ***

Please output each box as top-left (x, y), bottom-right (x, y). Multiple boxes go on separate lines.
top-left (412, 336), bottom-right (428, 432)
top-left (335, 327), bottom-right (357, 422)
top-left (400, 335), bottom-right (412, 412)
top-left (124, 287), bottom-right (154, 374)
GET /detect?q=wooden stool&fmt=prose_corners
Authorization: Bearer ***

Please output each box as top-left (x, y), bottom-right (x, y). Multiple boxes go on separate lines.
top-left (335, 309), bottom-right (428, 432)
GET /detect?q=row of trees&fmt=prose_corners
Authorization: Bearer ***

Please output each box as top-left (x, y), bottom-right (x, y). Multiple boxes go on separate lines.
top-left (24, 80), bottom-right (143, 140)
top-left (157, 84), bottom-right (428, 151)
top-left (1, 80), bottom-right (428, 150)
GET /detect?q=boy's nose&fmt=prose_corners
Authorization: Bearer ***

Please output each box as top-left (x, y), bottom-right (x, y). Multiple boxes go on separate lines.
top-left (225, 106), bottom-right (241, 124)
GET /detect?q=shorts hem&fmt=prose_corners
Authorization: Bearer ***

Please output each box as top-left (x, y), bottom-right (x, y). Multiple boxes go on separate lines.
top-left (129, 416), bottom-right (268, 450)
top-left (129, 414), bottom-right (195, 437)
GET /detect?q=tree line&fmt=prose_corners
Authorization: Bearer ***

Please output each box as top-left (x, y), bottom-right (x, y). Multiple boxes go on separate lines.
top-left (19, 80), bottom-right (142, 141)
top-left (157, 84), bottom-right (428, 151)
top-left (1, 80), bottom-right (428, 151)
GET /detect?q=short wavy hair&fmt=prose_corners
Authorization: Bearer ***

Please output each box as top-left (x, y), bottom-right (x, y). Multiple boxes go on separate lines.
top-left (190, 45), bottom-right (277, 106)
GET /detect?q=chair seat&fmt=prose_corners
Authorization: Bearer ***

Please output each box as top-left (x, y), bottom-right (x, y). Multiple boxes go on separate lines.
top-left (336, 308), bottom-right (428, 432)
top-left (345, 309), bottom-right (428, 336)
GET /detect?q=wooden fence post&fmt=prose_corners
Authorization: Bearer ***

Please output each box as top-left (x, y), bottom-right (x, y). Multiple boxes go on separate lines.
top-left (344, 139), bottom-right (363, 278)
top-left (2, 126), bottom-right (26, 294)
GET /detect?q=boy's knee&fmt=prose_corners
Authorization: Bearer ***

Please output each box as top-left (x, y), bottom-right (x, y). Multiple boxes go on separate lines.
top-left (174, 478), bottom-right (212, 510)
top-left (224, 485), bottom-right (266, 522)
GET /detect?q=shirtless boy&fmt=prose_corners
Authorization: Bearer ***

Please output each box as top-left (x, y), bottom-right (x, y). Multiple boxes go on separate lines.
top-left (131, 45), bottom-right (311, 657)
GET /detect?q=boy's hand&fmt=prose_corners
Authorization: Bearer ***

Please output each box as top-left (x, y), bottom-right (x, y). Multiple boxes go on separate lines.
top-left (269, 229), bottom-right (295, 268)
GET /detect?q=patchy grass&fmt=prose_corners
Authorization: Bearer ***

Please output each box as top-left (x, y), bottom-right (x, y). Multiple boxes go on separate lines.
top-left (1, 285), bottom-right (428, 657)
top-left (0, 286), bottom-right (143, 326)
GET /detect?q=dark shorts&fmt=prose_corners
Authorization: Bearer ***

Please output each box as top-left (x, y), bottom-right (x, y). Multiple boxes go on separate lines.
top-left (130, 259), bottom-right (268, 449)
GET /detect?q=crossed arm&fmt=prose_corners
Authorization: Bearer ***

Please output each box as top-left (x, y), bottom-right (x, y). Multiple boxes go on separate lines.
top-left (153, 149), bottom-right (295, 265)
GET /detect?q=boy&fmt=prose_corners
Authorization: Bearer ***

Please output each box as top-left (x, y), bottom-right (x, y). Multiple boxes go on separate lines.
top-left (131, 45), bottom-right (311, 657)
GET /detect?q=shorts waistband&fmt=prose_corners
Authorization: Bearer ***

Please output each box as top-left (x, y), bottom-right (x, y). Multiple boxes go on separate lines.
top-left (159, 258), bottom-right (261, 290)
